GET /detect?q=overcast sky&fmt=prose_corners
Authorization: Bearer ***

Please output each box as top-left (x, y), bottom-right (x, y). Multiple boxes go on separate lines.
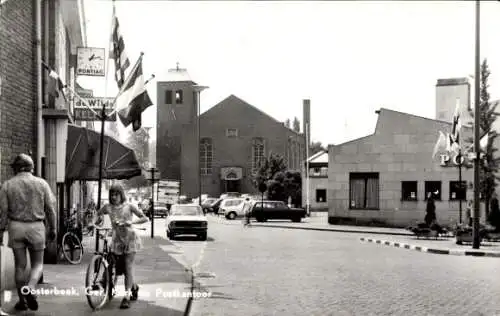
top-left (79, 0), bottom-right (500, 146)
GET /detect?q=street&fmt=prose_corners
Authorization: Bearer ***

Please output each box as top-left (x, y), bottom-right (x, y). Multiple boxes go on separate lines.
top-left (160, 215), bottom-right (500, 316)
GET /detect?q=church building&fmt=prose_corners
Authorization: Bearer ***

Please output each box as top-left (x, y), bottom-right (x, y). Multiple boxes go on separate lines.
top-left (156, 66), bottom-right (310, 198)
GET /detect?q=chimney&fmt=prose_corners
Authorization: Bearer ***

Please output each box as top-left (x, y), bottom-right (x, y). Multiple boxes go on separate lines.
top-left (303, 99), bottom-right (310, 145)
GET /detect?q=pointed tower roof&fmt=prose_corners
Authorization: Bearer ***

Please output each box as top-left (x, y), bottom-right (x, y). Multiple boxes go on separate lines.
top-left (160, 62), bottom-right (196, 83)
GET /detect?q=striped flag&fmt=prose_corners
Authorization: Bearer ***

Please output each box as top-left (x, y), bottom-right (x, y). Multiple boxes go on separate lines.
top-left (109, 6), bottom-right (130, 89)
top-left (116, 57), bottom-right (153, 131)
top-left (42, 62), bottom-right (66, 101)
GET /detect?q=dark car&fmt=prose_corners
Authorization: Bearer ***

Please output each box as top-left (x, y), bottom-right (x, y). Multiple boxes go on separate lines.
top-left (251, 200), bottom-right (307, 222)
top-left (207, 198), bottom-right (223, 215)
top-left (201, 198), bottom-right (218, 213)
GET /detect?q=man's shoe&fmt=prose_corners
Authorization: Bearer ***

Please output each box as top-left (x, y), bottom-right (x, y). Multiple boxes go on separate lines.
top-left (119, 297), bottom-right (130, 309)
top-left (14, 300), bottom-right (27, 311)
top-left (131, 285), bottom-right (139, 301)
top-left (24, 292), bottom-right (38, 311)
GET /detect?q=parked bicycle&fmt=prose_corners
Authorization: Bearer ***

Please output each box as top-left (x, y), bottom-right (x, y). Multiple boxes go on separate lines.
top-left (59, 210), bottom-right (84, 264)
top-left (85, 224), bottom-right (146, 310)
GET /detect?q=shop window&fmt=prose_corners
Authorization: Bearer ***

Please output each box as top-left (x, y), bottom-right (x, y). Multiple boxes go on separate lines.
top-left (316, 189), bottom-right (326, 203)
top-left (175, 90), bottom-right (183, 104)
top-left (449, 181), bottom-right (466, 201)
top-left (425, 181), bottom-right (441, 200)
top-left (349, 173), bottom-right (379, 210)
top-left (165, 90), bottom-right (172, 104)
top-left (401, 181), bottom-right (418, 201)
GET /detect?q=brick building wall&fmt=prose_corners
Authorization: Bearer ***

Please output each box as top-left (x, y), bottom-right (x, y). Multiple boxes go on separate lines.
top-left (199, 95), bottom-right (306, 197)
top-left (0, 0), bottom-right (38, 181)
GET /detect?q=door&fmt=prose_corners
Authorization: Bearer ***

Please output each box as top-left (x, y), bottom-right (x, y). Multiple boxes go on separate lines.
top-left (226, 180), bottom-right (240, 193)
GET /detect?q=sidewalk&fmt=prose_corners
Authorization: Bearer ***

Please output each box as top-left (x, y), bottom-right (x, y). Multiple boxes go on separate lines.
top-left (250, 212), bottom-right (413, 236)
top-left (359, 235), bottom-right (500, 258)
top-left (1, 230), bottom-right (192, 315)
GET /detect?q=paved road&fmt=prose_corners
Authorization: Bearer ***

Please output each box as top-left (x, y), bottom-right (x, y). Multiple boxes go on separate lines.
top-left (182, 216), bottom-right (500, 316)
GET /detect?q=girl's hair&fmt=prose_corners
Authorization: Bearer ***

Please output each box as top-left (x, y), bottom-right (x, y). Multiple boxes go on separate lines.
top-left (108, 184), bottom-right (126, 204)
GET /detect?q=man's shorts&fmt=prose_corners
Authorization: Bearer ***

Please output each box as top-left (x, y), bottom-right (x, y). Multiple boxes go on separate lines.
top-left (8, 220), bottom-right (46, 251)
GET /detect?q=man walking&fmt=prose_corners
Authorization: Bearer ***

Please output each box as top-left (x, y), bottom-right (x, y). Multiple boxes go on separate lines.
top-left (0, 154), bottom-right (57, 311)
top-left (243, 198), bottom-right (252, 227)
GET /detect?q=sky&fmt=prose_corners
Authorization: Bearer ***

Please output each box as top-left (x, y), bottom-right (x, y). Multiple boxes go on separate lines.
top-left (78, 0), bottom-right (500, 146)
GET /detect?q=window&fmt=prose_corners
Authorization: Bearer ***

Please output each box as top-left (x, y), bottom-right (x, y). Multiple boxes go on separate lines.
top-left (425, 181), bottom-right (441, 200)
top-left (449, 181), bottom-right (466, 201)
top-left (252, 138), bottom-right (265, 173)
top-left (316, 189), bottom-right (326, 203)
top-left (165, 90), bottom-right (172, 104)
top-left (401, 181), bottom-right (418, 201)
top-left (349, 173), bottom-right (379, 209)
top-left (200, 138), bottom-right (213, 175)
top-left (175, 90), bottom-right (183, 104)
top-left (226, 128), bottom-right (238, 137)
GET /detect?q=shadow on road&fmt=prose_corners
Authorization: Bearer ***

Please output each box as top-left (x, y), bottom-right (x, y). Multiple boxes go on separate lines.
top-left (171, 236), bottom-right (215, 242)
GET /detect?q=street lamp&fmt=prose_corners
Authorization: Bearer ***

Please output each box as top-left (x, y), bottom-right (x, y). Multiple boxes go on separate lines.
top-left (193, 85), bottom-right (209, 207)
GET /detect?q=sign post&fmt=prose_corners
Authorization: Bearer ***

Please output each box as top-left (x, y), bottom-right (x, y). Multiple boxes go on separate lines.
top-left (146, 168), bottom-right (158, 239)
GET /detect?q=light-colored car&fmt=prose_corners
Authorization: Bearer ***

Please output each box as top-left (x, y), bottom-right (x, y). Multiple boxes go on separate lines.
top-left (165, 204), bottom-right (207, 240)
top-left (220, 198), bottom-right (246, 220)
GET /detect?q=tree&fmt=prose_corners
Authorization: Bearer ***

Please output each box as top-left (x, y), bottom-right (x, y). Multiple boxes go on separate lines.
top-left (251, 152), bottom-right (287, 189)
top-left (123, 128), bottom-right (150, 189)
top-left (468, 59), bottom-right (500, 218)
top-left (293, 117), bottom-right (300, 133)
top-left (284, 119), bottom-right (290, 128)
top-left (251, 153), bottom-right (302, 205)
top-left (310, 141), bottom-right (326, 156)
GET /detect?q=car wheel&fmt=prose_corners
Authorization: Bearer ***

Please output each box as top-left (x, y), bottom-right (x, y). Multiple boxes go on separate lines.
top-left (228, 212), bottom-right (237, 220)
top-left (199, 233), bottom-right (207, 241)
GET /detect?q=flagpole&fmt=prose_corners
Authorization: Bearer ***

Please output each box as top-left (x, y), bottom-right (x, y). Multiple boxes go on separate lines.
top-left (472, 0), bottom-right (481, 249)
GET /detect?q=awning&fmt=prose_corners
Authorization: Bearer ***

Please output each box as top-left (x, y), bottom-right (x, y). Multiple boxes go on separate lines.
top-left (65, 124), bottom-right (142, 181)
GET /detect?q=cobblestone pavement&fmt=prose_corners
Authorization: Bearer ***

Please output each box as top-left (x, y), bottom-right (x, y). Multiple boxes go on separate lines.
top-left (189, 216), bottom-right (500, 316)
top-left (1, 226), bottom-right (191, 315)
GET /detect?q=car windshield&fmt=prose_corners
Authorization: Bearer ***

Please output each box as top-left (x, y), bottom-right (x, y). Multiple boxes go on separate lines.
top-left (170, 205), bottom-right (203, 216)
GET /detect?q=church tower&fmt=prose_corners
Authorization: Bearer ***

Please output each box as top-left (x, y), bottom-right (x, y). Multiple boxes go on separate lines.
top-left (156, 64), bottom-right (199, 198)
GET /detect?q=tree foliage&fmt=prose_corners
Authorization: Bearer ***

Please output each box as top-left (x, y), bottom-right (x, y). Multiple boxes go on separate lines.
top-left (310, 141), bottom-right (326, 156)
top-left (251, 152), bottom-right (302, 206)
top-left (467, 59), bottom-right (500, 218)
top-left (293, 117), bottom-right (301, 133)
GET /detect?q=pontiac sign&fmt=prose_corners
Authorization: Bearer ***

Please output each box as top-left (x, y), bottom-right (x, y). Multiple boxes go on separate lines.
top-left (74, 97), bottom-right (116, 121)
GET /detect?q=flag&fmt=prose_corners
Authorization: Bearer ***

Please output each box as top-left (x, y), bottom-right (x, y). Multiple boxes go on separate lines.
top-left (432, 131), bottom-right (447, 159)
top-left (479, 132), bottom-right (489, 151)
top-left (109, 6), bottom-right (130, 89)
top-left (42, 62), bottom-right (66, 101)
top-left (450, 99), bottom-right (462, 146)
top-left (116, 58), bottom-right (153, 131)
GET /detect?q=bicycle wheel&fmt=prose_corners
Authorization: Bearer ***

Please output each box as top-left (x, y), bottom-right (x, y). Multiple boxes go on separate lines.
top-left (85, 255), bottom-right (110, 310)
top-left (61, 232), bottom-right (83, 264)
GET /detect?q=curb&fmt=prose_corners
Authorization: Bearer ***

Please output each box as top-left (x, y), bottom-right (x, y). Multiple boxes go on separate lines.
top-left (359, 237), bottom-right (500, 257)
top-left (250, 223), bottom-right (414, 236)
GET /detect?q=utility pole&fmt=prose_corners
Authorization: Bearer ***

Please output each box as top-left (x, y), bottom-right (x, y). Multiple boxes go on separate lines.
top-left (149, 167), bottom-right (157, 239)
top-left (472, 0), bottom-right (481, 249)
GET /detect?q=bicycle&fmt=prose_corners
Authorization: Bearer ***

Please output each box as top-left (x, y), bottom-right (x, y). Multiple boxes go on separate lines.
top-left (85, 224), bottom-right (146, 310)
top-left (59, 210), bottom-right (84, 264)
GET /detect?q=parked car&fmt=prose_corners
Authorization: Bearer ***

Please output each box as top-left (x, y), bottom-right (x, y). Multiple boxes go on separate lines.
top-left (220, 192), bottom-right (241, 200)
top-left (201, 198), bottom-right (218, 213)
top-left (220, 198), bottom-right (246, 220)
top-left (207, 198), bottom-right (223, 214)
top-left (251, 200), bottom-right (307, 222)
top-left (165, 204), bottom-right (207, 240)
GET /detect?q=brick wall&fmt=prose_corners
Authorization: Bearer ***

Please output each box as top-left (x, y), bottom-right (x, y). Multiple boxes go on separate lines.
top-left (0, 0), bottom-right (37, 182)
